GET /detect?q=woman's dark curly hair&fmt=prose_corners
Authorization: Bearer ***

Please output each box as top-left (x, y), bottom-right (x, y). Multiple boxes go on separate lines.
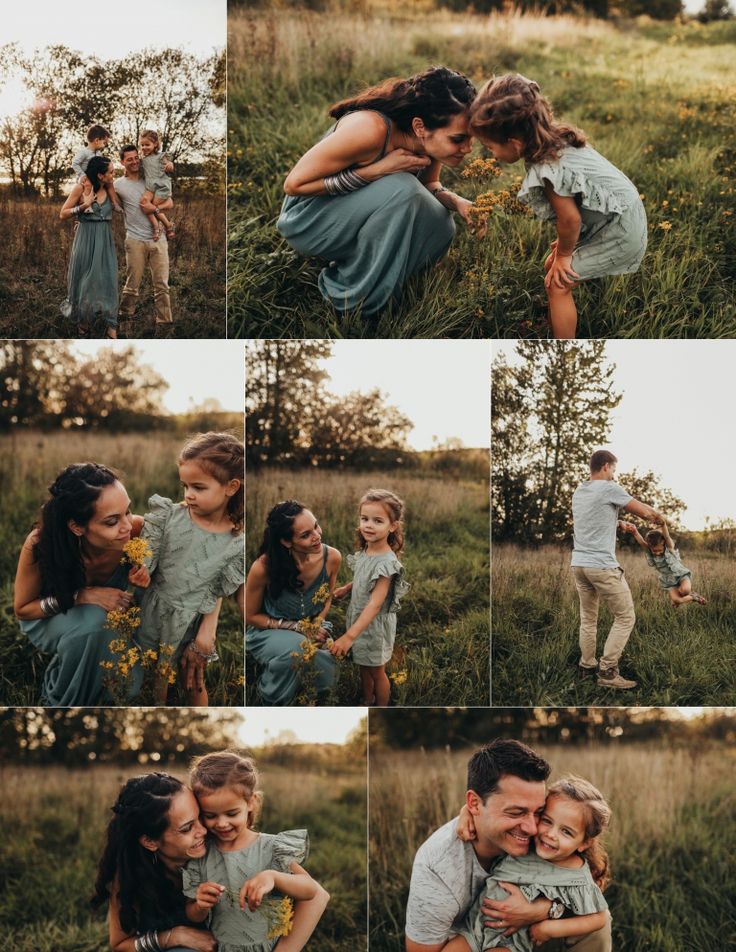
top-left (256, 500), bottom-right (313, 599)
top-left (91, 773), bottom-right (189, 935)
top-left (330, 65), bottom-right (476, 132)
top-left (85, 154), bottom-right (112, 193)
top-left (32, 462), bottom-right (120, 611)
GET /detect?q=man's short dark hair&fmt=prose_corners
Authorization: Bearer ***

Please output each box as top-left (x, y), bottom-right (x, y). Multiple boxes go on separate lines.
top-left (119, 144), bottom-right (138, 162)
top-left (87, 124), bottom-right (110, 142)
top-left (590, 449), bottom-right (617, 473)
top-left (467, 739), bottom-right (550, 801)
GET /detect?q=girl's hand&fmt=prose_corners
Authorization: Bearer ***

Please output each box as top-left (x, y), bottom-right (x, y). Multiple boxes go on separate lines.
top-left (128, 565), bottom-right (151, 588)
top-left (618, 520), bottom-right (637, 534)
top-left (180, 642), bottom-right (208, 692)
top-left (529, 921), bottom-right (554, 946)
top-left (333, 585), bottom-right (350, 600)
top-left (454, 196), bottom-right (488, 238)
top-left (544, 253), bottom-right (580, 290)
top-left (79, 187), bottom-right (96, 211)
top-left (239, 870), bottom-right (276, 911)
top-left (456, 803), bottom-right (477, 842)
top-left (328, 633), bottom-right (355, 659)
top-left (195, 881), bottom-right (225, 911)
top-left (75, 586), bottom-right (134, 612)
top-left (164, 160), bottom-right (174, 173)
top-left (315, 627), bottom-right (331, 644)
top-left (369, 148), bottom-right (431, 177)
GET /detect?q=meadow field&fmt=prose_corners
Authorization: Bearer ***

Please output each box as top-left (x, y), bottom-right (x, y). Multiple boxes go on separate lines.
top-left (228, 8), bottom-right (735, 338)
top-left (0, 194), bottom-right (226, 338)
top-left (0, 757), bottom-right (366, 952)
top-left (245, 467), bottom-right (490, 706)
top-left (492, 544), bottom-right (736, 706)
top-left (369, 737), bottom-right (736, 952)
top-left (0, 430), bottom-right (244, 706)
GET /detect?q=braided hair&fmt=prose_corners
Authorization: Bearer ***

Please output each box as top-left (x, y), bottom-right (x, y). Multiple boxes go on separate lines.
top-left (470, 73), bottom-right (586, 164)
top-left (330, 65), bottom-right (476, 132)
top-left (256, 500), bottom-right (310, 599)
top-left (91, 773), bottom-right (190, 935)
top-left (32, 462), bottom-right (119, 610)
top-left (178, 432), bottom-right (244, 532)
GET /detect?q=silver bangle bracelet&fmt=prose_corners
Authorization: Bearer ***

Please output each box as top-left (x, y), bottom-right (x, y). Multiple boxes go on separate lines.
top-left (187, 642), bottom-right (219, 664)
top-left (324, 167), bottom-right (369, 195)
top-left (40, 595), bottom-right (61, 616)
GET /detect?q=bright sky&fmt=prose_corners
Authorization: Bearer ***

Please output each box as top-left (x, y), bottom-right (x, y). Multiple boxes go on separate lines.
top-left (494, 340), bottom-right (735, 531)
top-left (73, 341), bottom-right (243, 414)
top-left (323, 341), bottom-right (491, 450)
top-left (238, 708), bottom-right (366, 747)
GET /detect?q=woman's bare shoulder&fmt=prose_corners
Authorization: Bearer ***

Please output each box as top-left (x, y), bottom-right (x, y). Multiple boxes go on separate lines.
top-left (333, 109), bottom-right (390, 144)
top-left (248, 553), bottom-right (269, 580)
top-left (325, 545), bottom-right (342, 568)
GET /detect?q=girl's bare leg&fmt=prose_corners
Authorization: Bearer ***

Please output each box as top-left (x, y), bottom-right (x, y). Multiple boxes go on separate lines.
top-left (368, 664), bottom-right (391, 707)
top-left (547, 283), bottom-right (578, 339)
top-left (669, 584), bottom-right (694, 607)
top-left (186, 684), bottom-right (208, 706)
top-left (153, 196), bottom-right (174, 232)
top-left (443, 937), bottom-right (473, 952)
top-left (359, 666), bottom-right (375, 705)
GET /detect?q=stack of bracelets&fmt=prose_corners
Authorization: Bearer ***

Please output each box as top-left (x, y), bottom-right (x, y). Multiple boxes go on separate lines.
top-left (134, 931), bottom-right (172, 952)
top-left (323, 167), bottom-right (369, 195)
top-left (40, 595), bottom-right (61, 616)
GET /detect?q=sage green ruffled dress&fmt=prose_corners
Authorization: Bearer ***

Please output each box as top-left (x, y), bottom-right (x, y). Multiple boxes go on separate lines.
top-left (518, 145), bottom-right (647, 280)
top-left (458, 852), bottom-right (608, 952)
top-left (345, 550), bottom-right (409, 666)
top-left (138, 495), bottom-right (244, 659)
top-left (645, 546), bottom-right (691, 589)
top-left (182, 830), bottom-right (309, 952)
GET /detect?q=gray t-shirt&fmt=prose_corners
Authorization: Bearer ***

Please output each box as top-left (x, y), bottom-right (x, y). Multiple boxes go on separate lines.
top-left (405, 817), bottom-right (498, 945)
top-left (571, 480), bottom-right (632, 569)
top-left (114, 174), bottom-right (168, 243)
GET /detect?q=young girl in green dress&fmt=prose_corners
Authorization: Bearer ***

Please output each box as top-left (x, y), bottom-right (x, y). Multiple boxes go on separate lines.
top-left (620, 519), bottom-right (706, 607)
top-left (138, 432), bottom-right (245, 706)
top-left (447, 776), bottom-right (611, 952)
top-left (183, 751), bottom-right (329, 952)
top-left (470, 74), bottom-right (647, 340)
top-left (329, 489), bottom-right (409, 706)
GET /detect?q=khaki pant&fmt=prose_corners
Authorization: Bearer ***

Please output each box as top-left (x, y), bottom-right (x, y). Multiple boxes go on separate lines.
top-left (572, 567), bottom-right (636, 670)
top-left (541, 915), bottom-right (612, 951)
top-left (119, 237), bottom-right (173, 324)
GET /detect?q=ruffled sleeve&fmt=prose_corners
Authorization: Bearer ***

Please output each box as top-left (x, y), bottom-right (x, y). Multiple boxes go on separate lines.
top-left (517, 878), bottom-right (609, 915)
top-left (366, 554), bottom-right (410, 613)
top-left (141, 494), bottom-right (176, 573)
top-left (181, 857), bottom-right (204, 899)
top-left (217, 541), bottom-right (246, 597)
top-left (518, 147), bottom-right (631, 221)
top-left (271, 829), bottom-right (309, 872)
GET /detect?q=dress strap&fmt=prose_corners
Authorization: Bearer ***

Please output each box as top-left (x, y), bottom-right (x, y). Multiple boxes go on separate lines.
top-left (321, 543), bottom-right (329, 571)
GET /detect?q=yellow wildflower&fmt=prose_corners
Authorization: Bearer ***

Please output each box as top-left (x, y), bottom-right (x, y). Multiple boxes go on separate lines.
top-left (266, 897), bottom-right (294, 939)
top-left (659, 221), bottom-right (672, 231)
top-left (311, 582), bottom-right (331, 605)
top-left (122, 538), bottom-right (153, 567)
top-left (390, 670), bottom-right (408, 685)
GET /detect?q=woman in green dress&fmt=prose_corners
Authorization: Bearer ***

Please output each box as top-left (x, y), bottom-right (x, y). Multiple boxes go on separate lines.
top-left (13, 463), bottom-right (149, 706)
top-left (60, 155), bottom-right (119, 338)
top-left (278, 66), bottom-right (479, 316)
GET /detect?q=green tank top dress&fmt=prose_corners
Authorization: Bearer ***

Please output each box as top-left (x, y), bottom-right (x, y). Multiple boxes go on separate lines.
top-left (277, 110), bottom-right (456, 315)
top-left (60, 196), bottom-right (119, 328)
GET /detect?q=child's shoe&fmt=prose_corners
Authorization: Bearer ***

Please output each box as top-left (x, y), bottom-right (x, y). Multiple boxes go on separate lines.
top-left (597, 665), bottom-right (636, 690)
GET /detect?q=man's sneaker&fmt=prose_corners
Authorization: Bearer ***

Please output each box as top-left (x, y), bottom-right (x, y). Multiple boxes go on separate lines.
top-left (597, 666), bottom-right (637, 690)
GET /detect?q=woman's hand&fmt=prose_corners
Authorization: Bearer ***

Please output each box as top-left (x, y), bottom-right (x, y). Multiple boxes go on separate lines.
top-left (167, 926), bottom-right (218, 952)
top-left (194, 881), bottom-right (225, 912)
top-left (366, 148), bottom-right (431, 178)
top-left (128, 565), bottom-right (151, 588)
top-left (239, 870), bottom-right (275, 911)
top-left (76, 587), bottom-right (134, 612)
top-left (454, 196), bottom-right (488, 238)
top-left (180, 643), bottom-right (208, 692)
top-left (328, 633), bottom-right (355, 659)
top-left (529, 921), bottom-right (555, 946)
top-left (544, 253), bottom-right (580, 290)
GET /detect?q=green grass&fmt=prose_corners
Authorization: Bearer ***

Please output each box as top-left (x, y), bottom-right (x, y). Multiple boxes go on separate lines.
top-left (246, 467), bottom-right (490, 705)
top-left (0, 194), bottom-right (225, 338)
top-left (0, 431), bottom-right (243, 706)
top-left (492, 544), bottom-right (736, 705)
top-left (369, 737), bottom-right (736, 952)
top-left (228, 9), bottom-right (735, 337)
top-left (0, 758), bottom-right (366, 952)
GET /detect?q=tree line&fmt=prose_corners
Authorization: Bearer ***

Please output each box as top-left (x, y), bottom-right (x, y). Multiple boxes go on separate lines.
top-left (0, 45), bottom-right (225, 195)
top-left (492, 341), bottom-right (686, 546)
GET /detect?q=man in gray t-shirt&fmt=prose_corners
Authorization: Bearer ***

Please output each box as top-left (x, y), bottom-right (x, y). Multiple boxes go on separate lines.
top-left (114, 145), bottom-right (173, 336)
top-left (571, 449), bottom-right (663, 690)
top-left (405, 740), bottom-right (611, 952)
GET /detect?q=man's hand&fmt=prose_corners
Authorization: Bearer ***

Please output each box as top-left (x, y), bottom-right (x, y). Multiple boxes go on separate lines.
top-left (482, 883), bottom-right (548, 936)
top-left (618, 520), bottom-right (637, 534)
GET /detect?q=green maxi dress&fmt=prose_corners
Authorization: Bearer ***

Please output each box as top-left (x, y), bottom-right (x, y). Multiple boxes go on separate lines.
top-left (60, 196), bottom-right (119, 330)
top-left (277, 111), bottom-right (456, 315)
